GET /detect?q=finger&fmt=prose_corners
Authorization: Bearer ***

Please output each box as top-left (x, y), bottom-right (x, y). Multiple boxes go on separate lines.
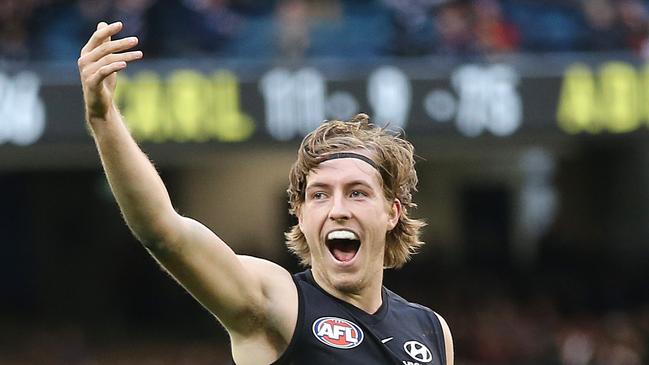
top-left (82, 50), bottom-right (143, 77)
top-left (98, 22), bottom-right (110, 44)
top-left (80, 21), bottom-right (123, 56)
top-left (78, 37), bottom-right (139, 77)
top-left (87, 61), bottom-right (128, 87)
top-left (82, 36), bottom-right (139, 64)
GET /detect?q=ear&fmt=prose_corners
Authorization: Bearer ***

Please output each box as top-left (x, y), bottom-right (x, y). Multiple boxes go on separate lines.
top-left (387, 198), bottom-right (401, 231)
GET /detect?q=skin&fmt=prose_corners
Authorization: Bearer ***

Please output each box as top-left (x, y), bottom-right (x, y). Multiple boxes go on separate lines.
top-left (79, 21), bottom-right (296, 365)
top-left (78, 21), bottom-right (454, 365)
top-left (300, 156), bottom-right (401, 313)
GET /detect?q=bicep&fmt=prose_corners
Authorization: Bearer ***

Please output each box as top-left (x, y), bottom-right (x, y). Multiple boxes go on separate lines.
top-left (145, 216), bottom-right (275, 333)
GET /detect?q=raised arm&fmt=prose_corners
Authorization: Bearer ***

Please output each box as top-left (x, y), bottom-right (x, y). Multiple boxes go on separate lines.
top-left (77, 22), bottom-right (296, 349)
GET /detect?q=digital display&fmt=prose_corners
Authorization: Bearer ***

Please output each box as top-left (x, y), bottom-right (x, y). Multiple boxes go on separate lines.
top-left (557, 62), bottom-right (649, 134)
top-left (1, 59), bottom-right (648, 146)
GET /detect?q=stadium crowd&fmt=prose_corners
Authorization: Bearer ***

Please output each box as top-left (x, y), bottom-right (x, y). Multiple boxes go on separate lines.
top-left (1, 0), bottom-right (649, 61)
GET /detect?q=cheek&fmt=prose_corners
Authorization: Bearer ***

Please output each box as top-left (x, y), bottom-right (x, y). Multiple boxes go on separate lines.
top-left (374, 204), bottom-right (392, 221)
top-left (299, 206), bottom-right (324, 234)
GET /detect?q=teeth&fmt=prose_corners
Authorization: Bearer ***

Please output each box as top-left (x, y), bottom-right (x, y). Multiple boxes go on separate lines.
top-left (327, 230), bottom-right (358, 240)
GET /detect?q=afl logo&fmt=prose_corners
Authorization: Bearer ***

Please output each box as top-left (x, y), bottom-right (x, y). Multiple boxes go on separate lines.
top-left (312, 317), bottom-right (364, 349)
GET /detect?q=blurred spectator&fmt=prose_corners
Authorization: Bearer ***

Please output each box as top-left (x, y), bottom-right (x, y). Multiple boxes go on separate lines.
top-left (0, 0), bottom-right (39, 60)
top-left (558, 325), bottom-right (596, 365)
top-left (473, 0), bottom-right (519, 54)
top-left (308, 0), bottom-right (389, 58)
top-left (504, 1), bottom-right (583, 52)
top-left (5, 0), bottom-right (649, 60)
top-left (383, 0), bottom-right (441, 56)
top-left (147, 0), bottom-right (244, 57)
top-left (31, 0), bottom-right (155, 61)
top-left (434, 0), bottom-right (477, 55)
top-left (181, 0), bottom-right (244, 54)
top-left (615, 0), bottom-right (649, 57)
top-left (31, 0), bottom-right (112, 61)
top-left (275, 0), bottom-right (310, 60)
top-left (579, 0), bottom-right (625, 51)
top-left (112, 0), bottom-right (155, 51)
top-left (596, 314), bottom-right (645, 365)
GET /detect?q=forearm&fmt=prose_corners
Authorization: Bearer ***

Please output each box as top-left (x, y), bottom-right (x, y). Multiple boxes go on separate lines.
top-left (89, 104), bottom-right (179, 245)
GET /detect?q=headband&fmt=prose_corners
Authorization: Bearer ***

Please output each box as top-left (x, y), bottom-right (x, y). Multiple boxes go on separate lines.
top-left (318, 152), bottom-right (379, 171)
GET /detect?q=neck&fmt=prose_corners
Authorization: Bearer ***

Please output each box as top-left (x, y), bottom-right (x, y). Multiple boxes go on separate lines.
top-left (311, 267), bottom-right (384, 314)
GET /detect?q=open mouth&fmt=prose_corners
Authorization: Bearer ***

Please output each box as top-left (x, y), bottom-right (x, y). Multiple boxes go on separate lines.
top-left (325, 230), bottom-right (361, 263)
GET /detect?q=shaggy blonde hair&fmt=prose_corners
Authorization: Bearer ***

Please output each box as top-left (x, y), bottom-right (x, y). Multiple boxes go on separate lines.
top-left (285, 113), bottom-right (425, 269)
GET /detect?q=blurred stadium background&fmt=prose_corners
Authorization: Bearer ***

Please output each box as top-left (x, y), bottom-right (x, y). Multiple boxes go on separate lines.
top-left (2, 0), bottom-right (649, 364)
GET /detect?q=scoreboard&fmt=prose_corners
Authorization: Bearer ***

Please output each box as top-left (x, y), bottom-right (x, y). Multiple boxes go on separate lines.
top-left (1, 56), bottom-right (649, 146)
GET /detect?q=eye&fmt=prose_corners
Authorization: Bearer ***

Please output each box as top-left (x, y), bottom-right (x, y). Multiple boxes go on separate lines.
top-left (350, 190), bottom-right (367, 198)
top-left (312, 192), bottom-right (327, 200)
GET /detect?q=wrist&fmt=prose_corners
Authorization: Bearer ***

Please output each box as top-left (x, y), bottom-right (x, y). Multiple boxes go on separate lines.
top-left (87, 103), bottom-right (119, 125)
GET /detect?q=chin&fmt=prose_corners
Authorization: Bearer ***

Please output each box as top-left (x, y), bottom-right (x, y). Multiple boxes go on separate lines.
top-left (327, 269), bottom-right (365, 293)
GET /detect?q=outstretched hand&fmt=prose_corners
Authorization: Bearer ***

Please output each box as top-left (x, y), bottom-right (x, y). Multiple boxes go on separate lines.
top-left (78, 21), bottom-right (142, 121)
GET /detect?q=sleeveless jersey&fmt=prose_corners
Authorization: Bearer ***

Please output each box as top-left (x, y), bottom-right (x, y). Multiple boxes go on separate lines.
top-left (269, 270), bottom-right (447, 365)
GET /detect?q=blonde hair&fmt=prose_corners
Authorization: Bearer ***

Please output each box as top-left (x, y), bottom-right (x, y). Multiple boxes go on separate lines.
top-left (285, 113), bottom-right (426, 269)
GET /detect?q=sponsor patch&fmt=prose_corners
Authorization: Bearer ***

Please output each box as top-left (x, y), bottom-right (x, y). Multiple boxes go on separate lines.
top-left (312, 317), bottom-right (364, 349)
top-left (404, 340), bottom-right (433, 363)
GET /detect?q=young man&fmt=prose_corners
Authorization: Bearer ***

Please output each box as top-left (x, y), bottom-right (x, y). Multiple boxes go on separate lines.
top-left (78, 21), bottom-right (453, 365)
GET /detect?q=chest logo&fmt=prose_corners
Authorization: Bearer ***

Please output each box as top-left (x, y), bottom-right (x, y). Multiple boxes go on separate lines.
top-left (312, 317), bottom-right (364, 349)
top-left (404, 340), bottom-right (433, 363)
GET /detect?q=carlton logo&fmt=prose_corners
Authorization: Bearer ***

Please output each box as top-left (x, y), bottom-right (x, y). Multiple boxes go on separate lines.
top-left (312, 317), bottom-right (364, 349)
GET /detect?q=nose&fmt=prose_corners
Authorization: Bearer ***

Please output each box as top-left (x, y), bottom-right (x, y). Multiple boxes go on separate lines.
top-left (328, 193), bottom-right (352, 221)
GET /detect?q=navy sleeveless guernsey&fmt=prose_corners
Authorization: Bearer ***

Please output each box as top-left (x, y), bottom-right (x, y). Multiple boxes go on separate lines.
top-left (252, 270), bottom-right (446, 365)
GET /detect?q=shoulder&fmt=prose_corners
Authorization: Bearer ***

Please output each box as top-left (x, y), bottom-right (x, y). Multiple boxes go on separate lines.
top-left (384, 289), bottom-right (440, 330)
top-left (235, 256), bottom-right (298, 333)
top-left (237, 256), bottom-right (297, 310)
top-left (238, 255), bottom-right (294, 283)
top-left (385, 288), bottom-right (435, 316)
top-left (385, 289), bottom-right (454, 365)
top-left (230, 256), bottom-right (299, 364)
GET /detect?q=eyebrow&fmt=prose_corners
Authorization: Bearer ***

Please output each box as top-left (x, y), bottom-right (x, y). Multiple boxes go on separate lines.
top-left (306, 180), bottom-right (374, 191)
top-left (305, 182), bottom-right (330, 191)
